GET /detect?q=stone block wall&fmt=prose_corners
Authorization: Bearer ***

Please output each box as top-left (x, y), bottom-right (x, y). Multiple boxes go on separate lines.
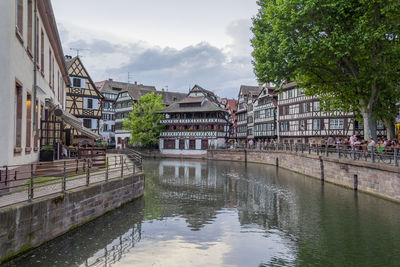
top-left (0, 173), bottom-right (144, 263)
top-left (207, 149), bottom-right (400, 203)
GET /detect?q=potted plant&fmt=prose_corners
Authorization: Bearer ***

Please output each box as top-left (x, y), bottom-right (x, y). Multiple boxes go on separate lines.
top-left (40, 145), bottom-right (55, 162)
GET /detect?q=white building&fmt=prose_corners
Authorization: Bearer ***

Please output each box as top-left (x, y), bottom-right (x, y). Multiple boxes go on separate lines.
top-left (0, 0), bottom-right (69, 167)
top-left (159, 85), bottom-right (230, 157)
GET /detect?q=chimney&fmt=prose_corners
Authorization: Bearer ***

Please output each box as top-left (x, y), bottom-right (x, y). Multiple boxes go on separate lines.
top-left (108, 78), bottom-right (113, 82)
top-left (134, 81), bottom-right (137, 85)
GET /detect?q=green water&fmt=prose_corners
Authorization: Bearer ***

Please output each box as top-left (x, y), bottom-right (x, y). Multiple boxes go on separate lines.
top-left (5, 159), bottom-right (400, 266)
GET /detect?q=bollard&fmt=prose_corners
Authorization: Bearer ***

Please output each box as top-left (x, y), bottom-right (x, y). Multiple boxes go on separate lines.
top-left (121, 155), bottom-right (124, 178)
top-left (5, 166), bottom-right (8, 186)
top-left (86, 160), bottom-right (90, 186)
top-left (354, 174), bottom-right (358, 190)
top-left (395, 148), bottom-right (399, 167)
top-left (308, 144), bottom-right (311, 154)
top-left (325, 145), bottom-right (328, 157)
top-left (62, 161), bottom-right (66, 192)
top-left (76, 159), bottom-right (79, 174)
top-left (106, 157), bottom-right (109, 181)
top-left (29, 164), bottom-right (34, 200)
top-left (338, 146), bottom-right (341, 158)
top-left (352, 147), bottom-right (356, 160)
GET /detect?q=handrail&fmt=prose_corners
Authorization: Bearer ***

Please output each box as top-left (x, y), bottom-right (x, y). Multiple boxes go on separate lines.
top-left (0, 151), bottom-right (143, 208)
top-left (214, 143), bottom-right (399, 167)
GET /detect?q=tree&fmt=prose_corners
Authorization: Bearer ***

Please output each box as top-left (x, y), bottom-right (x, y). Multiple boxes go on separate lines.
top-left (123, 92), bottom-right (166, 147)
top-left (252, 0), bottom-right (400, 139)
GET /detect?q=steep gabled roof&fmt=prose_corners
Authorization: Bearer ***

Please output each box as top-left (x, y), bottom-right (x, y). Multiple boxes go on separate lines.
top-left (154, 91), bottom-right (186, 106)
top-left (65, 56), bottom-right (104, 99)
top-left (238, 85), bottom-right (261, 97)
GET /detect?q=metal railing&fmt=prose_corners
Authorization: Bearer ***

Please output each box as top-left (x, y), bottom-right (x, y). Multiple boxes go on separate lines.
top-left (0, 151), bottom-right (143, 208)
top-left (219, 143), bottom-right (399, 167)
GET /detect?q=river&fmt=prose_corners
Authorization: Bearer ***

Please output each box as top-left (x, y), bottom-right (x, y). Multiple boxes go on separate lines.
top-left (4, 159), bottom-right (400, 266)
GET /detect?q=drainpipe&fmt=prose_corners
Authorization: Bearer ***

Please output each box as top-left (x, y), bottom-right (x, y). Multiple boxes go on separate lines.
top-left (33, 0), bottom-right (38, 134)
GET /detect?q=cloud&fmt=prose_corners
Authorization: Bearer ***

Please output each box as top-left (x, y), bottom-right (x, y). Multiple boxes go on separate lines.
top-left (58, 19), bottom-right (257, 98)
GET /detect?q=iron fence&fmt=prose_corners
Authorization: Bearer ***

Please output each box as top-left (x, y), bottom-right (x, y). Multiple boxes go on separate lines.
top-left (0, 151), bottom-right (143, 208)
top-left (220, 143), bottom-right (399, 167)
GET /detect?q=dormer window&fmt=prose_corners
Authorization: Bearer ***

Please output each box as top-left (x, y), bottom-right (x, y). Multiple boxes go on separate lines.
top-left (70, 77), bottom-right (86, 89)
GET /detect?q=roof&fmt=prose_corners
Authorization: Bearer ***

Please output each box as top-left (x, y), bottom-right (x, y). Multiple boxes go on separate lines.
top-left (162, 98), bottom-right (227, 113)
top-left (239, 85), bottom-right (261, 97)
top-left (161, 85), bottom-right (227, 113)
top-left (280, 82), bottom-right (298, 90)
top-left (96, 80), bottom-right (156, 95)
top-left (65, 56), bottom-right (104, 99)
top-left (154, 91), bottom-right (186, 106)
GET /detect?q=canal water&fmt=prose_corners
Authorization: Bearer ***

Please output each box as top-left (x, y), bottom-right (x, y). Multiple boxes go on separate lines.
top-left (5, 159), bottom-right (400, 266)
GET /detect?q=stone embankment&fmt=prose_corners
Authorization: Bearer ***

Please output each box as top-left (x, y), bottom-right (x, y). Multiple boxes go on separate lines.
top-left (207, 149), bottom-right (400, 203)
top-left (0, 171), bottom-right (144, 263)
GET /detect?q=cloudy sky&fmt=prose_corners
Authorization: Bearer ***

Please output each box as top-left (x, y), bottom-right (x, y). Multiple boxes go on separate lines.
top-left (52, 0), bottom-right (259, 98)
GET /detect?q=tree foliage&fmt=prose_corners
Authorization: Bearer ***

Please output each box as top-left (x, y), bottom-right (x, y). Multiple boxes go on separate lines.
top-left (122, 92), bottom-right (166, 146)
top-left (252, 0), bottom-right (400, 139)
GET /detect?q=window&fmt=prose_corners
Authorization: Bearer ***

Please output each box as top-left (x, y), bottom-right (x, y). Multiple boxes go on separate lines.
top-left (330, 119), bottom-right (344, 129)
top-left (299, 120), bottom-right (305, 130)
top-left (280, 121), bottom-right (289, 132)
top-left (189, 139), bottom-right (196, 149)
top-left (15, 82), bottom-right (23, 149)
top-left (27, 0), bottom-right (33, 51)
top-left (26, 93), bottom-right (32, 149)
top-left (87, 99), bottom-right (93, 109)
top-left (248, 128), bottom-right (253, 135)
top-left (83, 119), bottom-right (92, 129)
top-left (179, 139), bottom-right (185, 149)
top-left (40, 30), bottom-right (44, 72)
top-left (313, 101), bottom-right (320, 112)
top-left (49, 50), bottom-right (52, 87)
top-left (305, 103), bottom-right (311, 112)
top-left (164, 139), bottom-right (175, 149)
top-left (73, 78), bottom-right (81, 88)
top-left (313, 119), bottom-right (321, 130)
top-left (201, 140), bottom-right (208, 150)
top-left (377, 121), bottom-right (384, 129)
top-left (288, 90), bottom-right (293, 98)
top-left (16, 0), bottom-right (23, 35)
top-left (297, 88), bottom-right (304, 96)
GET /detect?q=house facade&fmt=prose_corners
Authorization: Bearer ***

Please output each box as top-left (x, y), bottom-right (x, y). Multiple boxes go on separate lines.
top-left (159, 85), bottom-right (230, 157)
top-left (64, 56), bottom-right (103, 145)
top-left (254, 86), bottom-right (277, 141)
top-left (236, 85), bottom-right (261, 145)
top-left (277, 82), bottom-right (357, 144)
top-left (0, 0), bottom-right (69, 166)
top-left (113, 81), bottom-right (186, 149)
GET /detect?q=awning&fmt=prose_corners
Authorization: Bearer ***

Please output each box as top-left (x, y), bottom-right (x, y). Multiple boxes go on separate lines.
top-left (46, 100), bottom-right (101, 140)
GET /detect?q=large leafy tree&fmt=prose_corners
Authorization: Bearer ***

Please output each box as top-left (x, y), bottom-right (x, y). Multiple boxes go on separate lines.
top-left (123, 92), bottom-right (166, 147)
top-left (252, 0), bottom-right (400, 139)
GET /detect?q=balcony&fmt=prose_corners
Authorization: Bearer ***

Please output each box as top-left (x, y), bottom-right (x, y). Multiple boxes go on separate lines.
top-left (160, 118), bottom-right (226, 124)
top-left (160, 131), bottom-right (227, 138)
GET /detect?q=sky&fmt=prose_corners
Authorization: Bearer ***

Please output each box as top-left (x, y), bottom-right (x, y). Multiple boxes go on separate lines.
top-left (52, 0), bottom-right (259, 98)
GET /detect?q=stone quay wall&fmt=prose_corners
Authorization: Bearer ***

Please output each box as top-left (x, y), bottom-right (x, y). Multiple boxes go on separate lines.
top-left (0, 173), bottom-right (145, 263)
top-left (207, 149), bottom-right (400, 202)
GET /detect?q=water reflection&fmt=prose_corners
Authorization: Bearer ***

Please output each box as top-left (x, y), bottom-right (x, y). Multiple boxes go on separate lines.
top-left (6, 159), bottom-right (400, 266)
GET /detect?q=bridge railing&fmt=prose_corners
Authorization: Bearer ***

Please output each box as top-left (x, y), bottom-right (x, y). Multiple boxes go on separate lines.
top-left (214, 143), bottom-right (399, 167)
top-left (0, 151), bottom-right (143, 208)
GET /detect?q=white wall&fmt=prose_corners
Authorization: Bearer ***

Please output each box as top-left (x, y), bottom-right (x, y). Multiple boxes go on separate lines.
top-left (0, 0), bottom-right (68, 166)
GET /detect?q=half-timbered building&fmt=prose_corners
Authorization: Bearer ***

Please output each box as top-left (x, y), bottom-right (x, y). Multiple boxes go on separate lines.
top-left (253, 86), bottom-right (277, 141)
top-left (64, 56), bottom-right (103, 145)
top-left (236, 85), bottom-right (260, 145)
top-left (159, 85), bottom-right (230, 157)
top-left (113, 82), bottom-right (186, 149)
top-left (277, 82), bottom-right (357, 143)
